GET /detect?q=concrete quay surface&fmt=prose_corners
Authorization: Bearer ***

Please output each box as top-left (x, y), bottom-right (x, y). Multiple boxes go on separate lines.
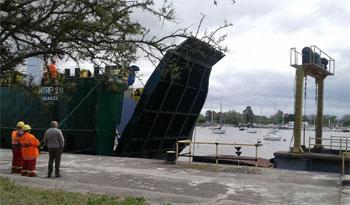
top-left (0, 149), bottom-right (349, 205)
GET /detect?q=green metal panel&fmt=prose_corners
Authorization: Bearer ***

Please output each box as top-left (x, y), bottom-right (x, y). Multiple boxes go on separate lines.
top-left (1, 78), bottom-right (127, 155)
top-left (0, 87), bottom-right (53, 128)
top-left (0, 87), bottom-right (54, 148)
top-left (96, 91), bottom-right (124, 155)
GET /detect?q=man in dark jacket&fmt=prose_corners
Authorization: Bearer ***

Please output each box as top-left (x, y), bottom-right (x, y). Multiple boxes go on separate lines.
top-left (43, 121), bottom-right (64, 178)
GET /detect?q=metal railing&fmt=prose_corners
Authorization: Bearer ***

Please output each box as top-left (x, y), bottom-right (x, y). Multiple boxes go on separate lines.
top-left (330, 136), bottom-right (350, 151)
top-left (175, 140), bottom-right (262, 167)
top-left (290, 46), bottom-right (335, 75)
top-left (308, 136), bottom-right (350, 155)
top-left (290, 47), bottom-right (302, 66)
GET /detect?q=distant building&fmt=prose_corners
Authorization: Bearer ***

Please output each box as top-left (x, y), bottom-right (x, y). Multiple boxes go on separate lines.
top-left (26, 57), bottom-right (43, 84)
top-left (288, 121), bottom-right (309, 127)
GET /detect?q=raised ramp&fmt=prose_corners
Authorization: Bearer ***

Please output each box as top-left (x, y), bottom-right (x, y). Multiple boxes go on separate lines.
top-left (117, 37), bottom-right (224, 158)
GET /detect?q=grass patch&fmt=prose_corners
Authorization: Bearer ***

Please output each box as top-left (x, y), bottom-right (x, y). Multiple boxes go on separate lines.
top-left (0, 176), bottom-right (149, 205)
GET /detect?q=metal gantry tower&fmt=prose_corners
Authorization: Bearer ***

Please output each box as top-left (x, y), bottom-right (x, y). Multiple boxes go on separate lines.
top-left (290, 46), bottom-right (335, 153)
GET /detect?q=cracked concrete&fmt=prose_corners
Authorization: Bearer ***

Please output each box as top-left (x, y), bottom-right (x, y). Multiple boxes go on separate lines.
top-left (1, 149), bottom-right (349, 205)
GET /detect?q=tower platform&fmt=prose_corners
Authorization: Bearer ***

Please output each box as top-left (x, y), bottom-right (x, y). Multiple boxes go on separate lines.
top-left (291, 63), bottom-right (333, 79)
top-left (274, 151), bottom-right (350, 174)
top-left (290, 46), bottom-right (335, 79)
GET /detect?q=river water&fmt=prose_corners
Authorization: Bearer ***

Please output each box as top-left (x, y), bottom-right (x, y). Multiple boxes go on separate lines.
top-left (182, 126), bottom-right (350, 159)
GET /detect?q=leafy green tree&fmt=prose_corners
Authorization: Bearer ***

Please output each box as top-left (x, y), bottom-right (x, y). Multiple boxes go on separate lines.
top-left (197, 114), bottom-right (206, 123)
top-left (205, 110), bottom-right (212, 123)
top-left (0, 0), bottom-right (232, 73)
top-left (243, 106), bottom-right (254, 125)
top-left (271, 110), bottom-right (283, 124)
top-left (322, 115), bottom-right (337, 126)
top-left (223, 110), bottom-right (243, 125)
top-left (284, 113), bottom-right (294, 123)
top-left (341, 115), bottom-right (350, 127)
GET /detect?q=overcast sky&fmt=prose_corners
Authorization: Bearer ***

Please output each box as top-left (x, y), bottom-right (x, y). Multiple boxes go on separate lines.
top-left (56, 0), bottom-right (349, 117)
top-left (130, 0), bottom-right (349, 116)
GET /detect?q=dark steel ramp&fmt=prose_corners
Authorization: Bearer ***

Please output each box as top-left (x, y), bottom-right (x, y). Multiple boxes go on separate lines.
top-left (116, 37), bottom-right (224, 158)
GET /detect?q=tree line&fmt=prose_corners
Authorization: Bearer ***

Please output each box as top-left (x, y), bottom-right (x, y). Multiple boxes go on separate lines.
top-left (197, 106), bottom-right (350, 127)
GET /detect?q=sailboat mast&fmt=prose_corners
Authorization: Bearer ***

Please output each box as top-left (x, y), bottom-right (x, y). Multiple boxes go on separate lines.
top-left (260, 107), bottom-right (262, 138)
top-left (220, 103), bottom-right (223, 129)
top-left (274, 102), bottom-right (277, 125)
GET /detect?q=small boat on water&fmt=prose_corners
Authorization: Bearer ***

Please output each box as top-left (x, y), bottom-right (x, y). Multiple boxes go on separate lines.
top-left (213, 128), bottom-right (226, 134)
top-left (343, 128), bottom-right (350, 133)
top-left (208, 126), bottom-right (219, 130)
top-left (263, 133), bottom-right (282, 141)
top-left (247, 128), bottom-right (257, 133)
top-left (269, 128), bottom-right (279, 134)
top-left (257, 139), bottom-right (263, 145)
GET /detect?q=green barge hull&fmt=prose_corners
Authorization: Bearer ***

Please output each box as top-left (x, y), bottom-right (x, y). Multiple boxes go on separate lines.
top-left (0, 37), bottom-right (224, 158)
top-left (0, 78), bottom-right (126, 155)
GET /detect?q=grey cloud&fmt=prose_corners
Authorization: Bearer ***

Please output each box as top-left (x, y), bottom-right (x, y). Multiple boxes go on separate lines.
top-left (205, 65), bottom-right (349, 116)
top-left (315, 0), bottom-right (350, 27)
top-left (133, 0), bottom-right (350, 117)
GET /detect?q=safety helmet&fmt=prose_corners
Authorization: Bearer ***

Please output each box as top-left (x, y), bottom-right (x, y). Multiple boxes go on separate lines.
top-left (22, 125), bottom-right (31, 131)
top-left (17, 121), bottom-right (25, 128)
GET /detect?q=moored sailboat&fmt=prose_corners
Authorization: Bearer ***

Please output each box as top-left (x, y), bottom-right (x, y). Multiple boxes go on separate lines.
top-left (213, 103), bottom-right (226, 134)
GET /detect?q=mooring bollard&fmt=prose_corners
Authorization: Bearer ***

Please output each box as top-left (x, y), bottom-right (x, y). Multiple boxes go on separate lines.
top-left (166, 151), bottom-right (176, 164)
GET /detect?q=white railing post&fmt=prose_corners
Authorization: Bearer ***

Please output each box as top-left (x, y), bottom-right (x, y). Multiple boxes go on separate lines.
top-left (342, 153), bottom-right (345, 176)
top-left (255, 145), bottom-right (258, 168)
top-left (215, 142), bottom-right (218, 166)
top-left (309, 137), bottom-right (311, 153)
top-left (340, 139), bottom-right (342, 156)
top-left (346, 138), bottom-right (348, 153)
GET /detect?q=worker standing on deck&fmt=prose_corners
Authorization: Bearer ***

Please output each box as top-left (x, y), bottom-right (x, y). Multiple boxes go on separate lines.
top-left (43, 121), bottom-right (64, 178)
top-left (48, 59), bottom-right (58, 80)
top-left (11, 121), bottom-right (25, 173)
top-left (20, 125), bottom-right (40, 177)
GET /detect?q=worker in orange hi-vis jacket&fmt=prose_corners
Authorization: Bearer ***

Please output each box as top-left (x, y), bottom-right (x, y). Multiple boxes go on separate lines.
top-left (11, 121), bottom-right (25, 173)
top-left (20, 125), bottom-right (40, 177)
top-left (48, 59), bottom-right (58, 80)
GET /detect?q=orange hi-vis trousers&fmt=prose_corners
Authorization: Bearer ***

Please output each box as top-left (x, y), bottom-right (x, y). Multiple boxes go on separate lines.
top-left (11, 146), bottom-right (23, 173)
top-left (21, 159), bottom-right (37, 177)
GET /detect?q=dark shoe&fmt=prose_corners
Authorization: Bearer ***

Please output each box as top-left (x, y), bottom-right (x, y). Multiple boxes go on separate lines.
top-left (16, 168), bottom-right (22, 174)
top-left (28, 172), bottom-right (37, 177)
top-left (55, 174), bottom-right (62, 178)
top-left (47, 175), bottom-right (51, 178)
